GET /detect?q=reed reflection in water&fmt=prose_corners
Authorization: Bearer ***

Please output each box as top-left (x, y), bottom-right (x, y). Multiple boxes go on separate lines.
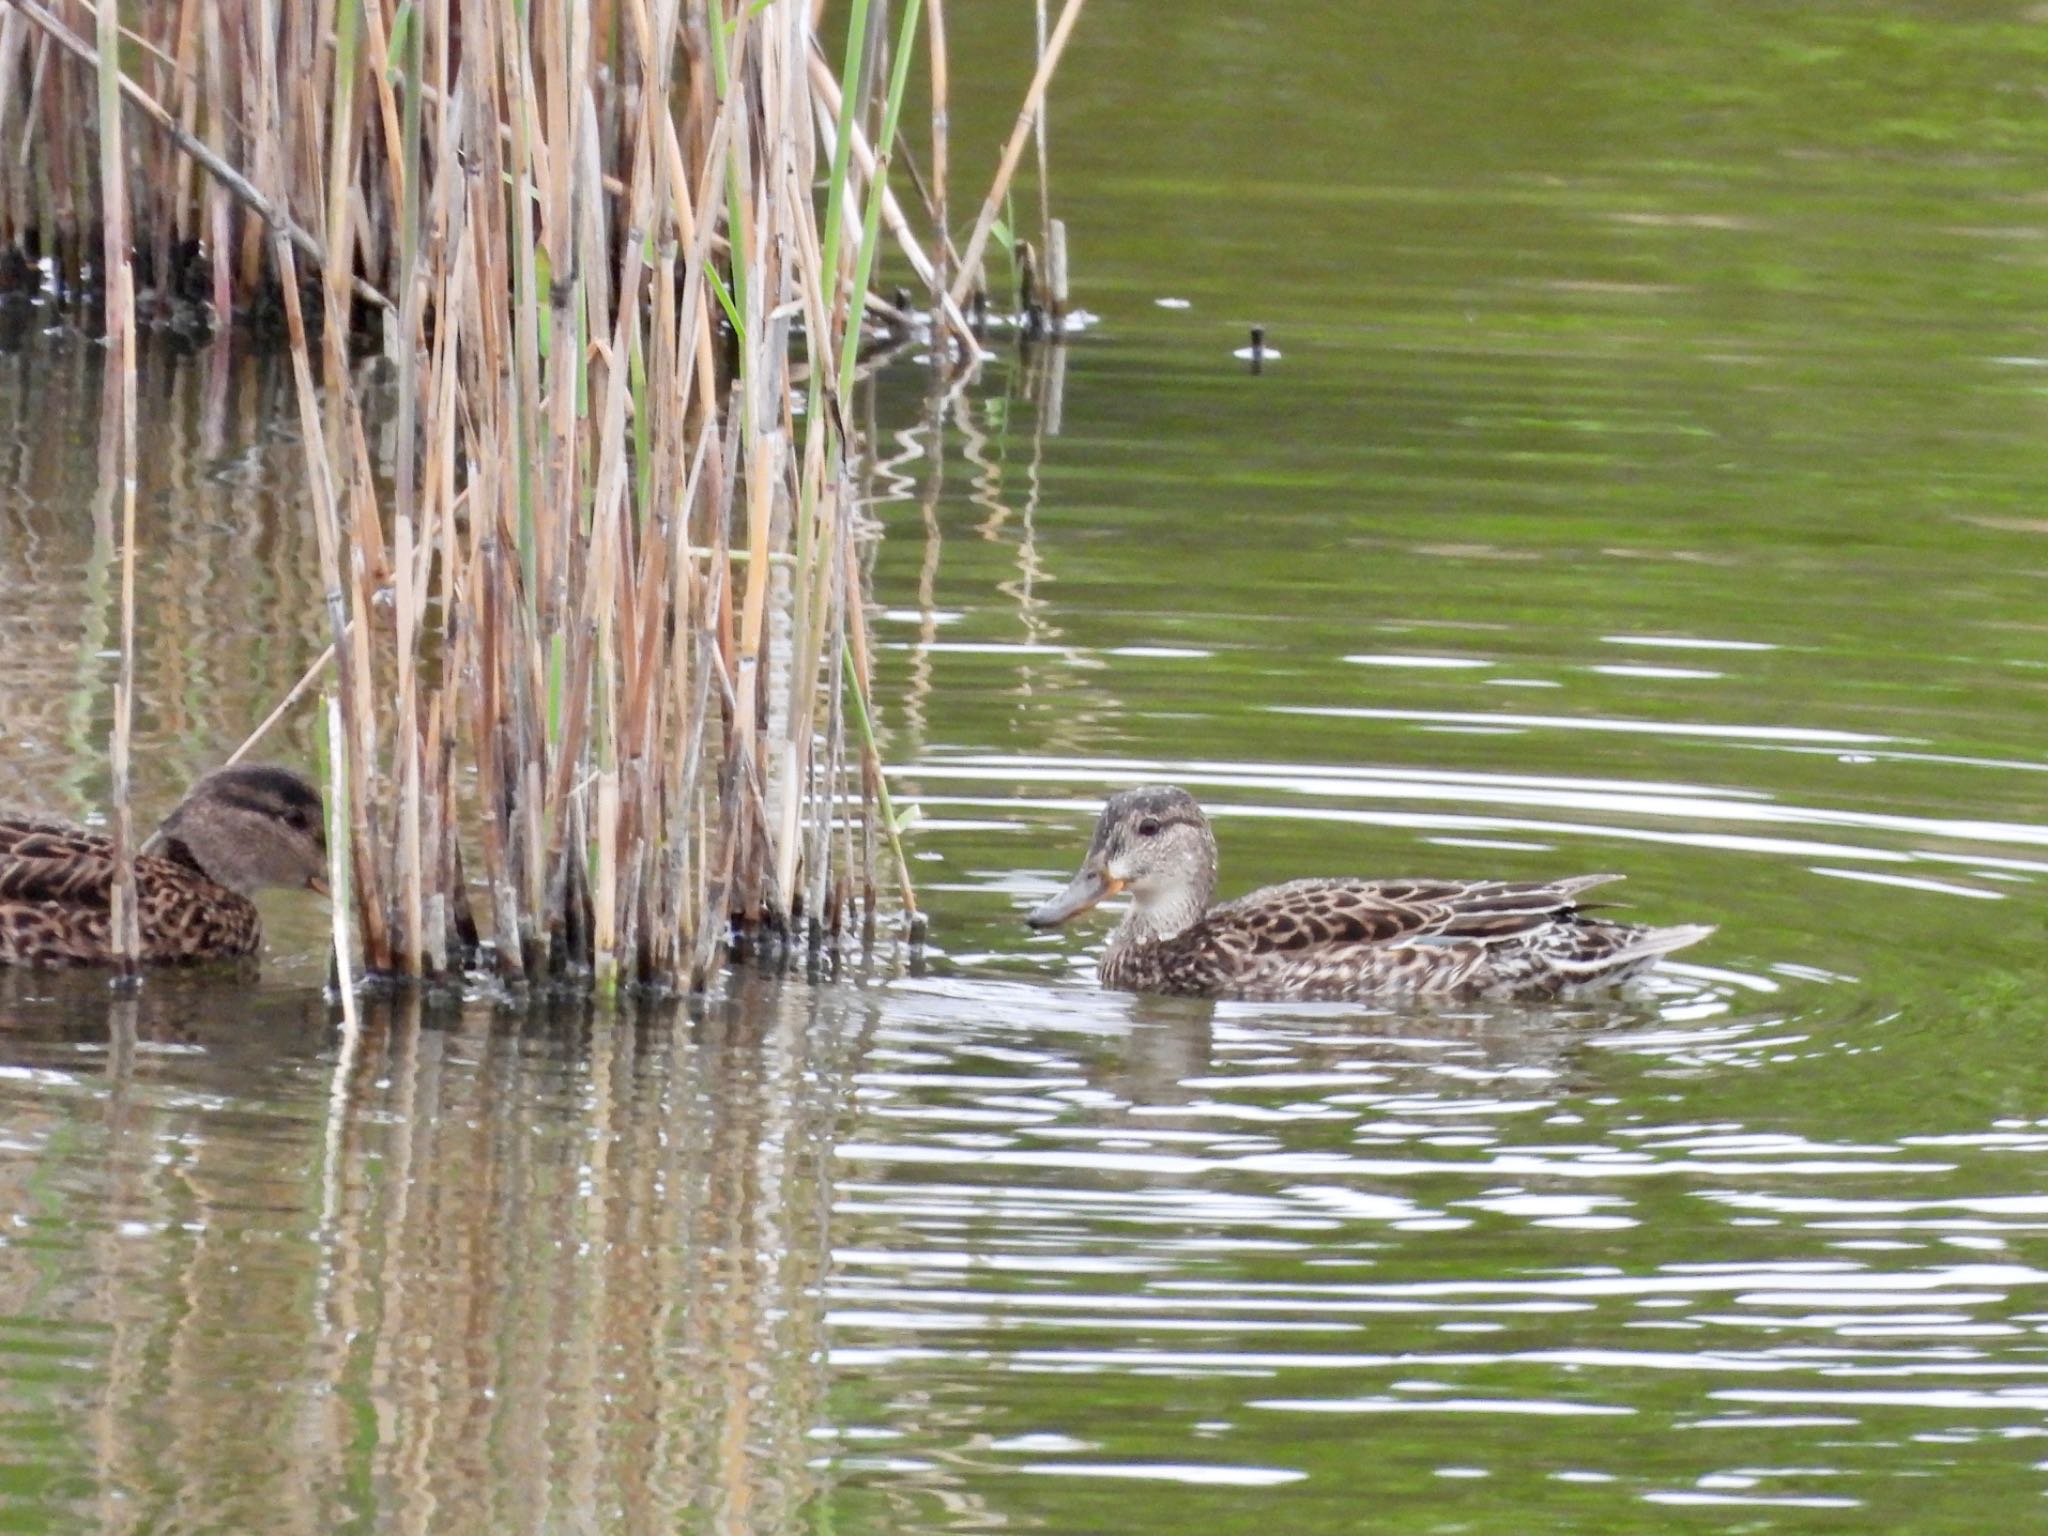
top-left (0, 971), bottom-right (868, 1534)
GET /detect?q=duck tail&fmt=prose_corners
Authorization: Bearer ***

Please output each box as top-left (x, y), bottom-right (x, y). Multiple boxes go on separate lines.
top-left (1623, 923), bottom-right (1716, 960)
top-left (1547, 921), bottom-right (1714, 989)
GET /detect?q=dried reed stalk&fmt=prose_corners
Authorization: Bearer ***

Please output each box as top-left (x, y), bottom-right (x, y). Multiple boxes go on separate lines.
top-left (94, 0), bottom-right (140, 974)
top-left (927, 0), bottom-right (951, 310)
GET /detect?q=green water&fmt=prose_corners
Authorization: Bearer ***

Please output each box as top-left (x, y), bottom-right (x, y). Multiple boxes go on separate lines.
top-left (5, 1), bottom-right (2048, 1531)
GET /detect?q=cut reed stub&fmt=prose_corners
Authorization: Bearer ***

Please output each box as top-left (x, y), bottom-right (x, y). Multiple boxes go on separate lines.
top-left (1235, 326), bottom-right (1280, 373)
top-left (1047, 220), bottom-right (1070, 335)
top-left (1018, 240), bottom-right (1048, 341)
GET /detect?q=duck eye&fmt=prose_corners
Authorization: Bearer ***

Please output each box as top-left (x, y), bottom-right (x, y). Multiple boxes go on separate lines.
top-left (1136, 817), bottom-right (1162, 838)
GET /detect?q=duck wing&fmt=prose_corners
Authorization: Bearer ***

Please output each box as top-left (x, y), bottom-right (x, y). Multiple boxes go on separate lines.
top-left (0, 819), bottom-right (118, 907)
top-left (0, 820), bottom-right (119, 965)
top-left (1207, 874), bottom-right (1623, 953)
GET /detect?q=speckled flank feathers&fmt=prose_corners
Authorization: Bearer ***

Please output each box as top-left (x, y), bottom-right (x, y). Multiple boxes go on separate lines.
top-left (1028, 786), bottom-right (1712, 1003)
top-left (1104, 873), bottom-right (1711, 1000)
top-left (0, 766), bottom-right (328, 968)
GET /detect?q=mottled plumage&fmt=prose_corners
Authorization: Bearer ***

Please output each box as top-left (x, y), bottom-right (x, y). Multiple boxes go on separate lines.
top-left (0, 766), bottom-right (328, 967)
top-left (1027, 786), bottom-right (1712, 1002)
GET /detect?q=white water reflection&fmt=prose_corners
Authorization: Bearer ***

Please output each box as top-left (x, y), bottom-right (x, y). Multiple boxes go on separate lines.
top-left (1249, 1396), bottom-right (1635, 1417)
top-left (1344, 653), bottom-right (1495, 668)
top-left (1017, 1462), bottom-right (1306, 1486)
top-left (1600, 636), bottom-right (1780, 652)
top-left (1590, 664), bottom-right (1723, 680)
top-left (1809, 867), bottom-right (2008, 901)
top-left (1274, 707), bottom-right (1893, 745)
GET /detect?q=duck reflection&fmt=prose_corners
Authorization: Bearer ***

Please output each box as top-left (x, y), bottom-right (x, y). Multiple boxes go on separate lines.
top-left (1084, 986), bottom-right (1678, 1112)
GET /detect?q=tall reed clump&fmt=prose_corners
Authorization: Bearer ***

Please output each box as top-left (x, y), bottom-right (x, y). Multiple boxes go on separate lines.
top-left (4, 0), bottom-right (1088, 992)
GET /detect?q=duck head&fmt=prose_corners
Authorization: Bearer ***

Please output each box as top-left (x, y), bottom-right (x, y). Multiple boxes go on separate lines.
top-left (156, 765), bottom-right (330, 897)
top-left (1027, 785), bottom-right (1219, 940)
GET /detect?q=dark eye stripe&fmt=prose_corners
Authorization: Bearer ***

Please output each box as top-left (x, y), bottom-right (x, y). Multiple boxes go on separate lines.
top-left (199, 768), bottom-right (325, 822)
top-left (212, 791), bottom-right (289, 818)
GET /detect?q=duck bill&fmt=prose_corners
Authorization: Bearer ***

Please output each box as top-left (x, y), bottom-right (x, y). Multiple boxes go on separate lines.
top-left (1027, 863), bottom-right (1126, 928)
top-left (306, 874), bottom-right (332, 898)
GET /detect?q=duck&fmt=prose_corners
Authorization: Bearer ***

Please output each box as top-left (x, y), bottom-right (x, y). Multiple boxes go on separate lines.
top-left (1026, 785), bottom-right (1712, 1002)
top-left (0, 765), bottom-right (328, 967)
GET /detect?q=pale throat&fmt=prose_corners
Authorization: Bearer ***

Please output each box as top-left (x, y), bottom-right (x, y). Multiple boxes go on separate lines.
top-left (1113, 876), bottom-right (1212, 946)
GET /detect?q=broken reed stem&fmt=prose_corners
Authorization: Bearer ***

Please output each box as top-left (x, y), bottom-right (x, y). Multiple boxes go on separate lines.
top-left (41, 0), bottom-right (1082, 992)
top-left (210, 642), bottom-right (339, 776)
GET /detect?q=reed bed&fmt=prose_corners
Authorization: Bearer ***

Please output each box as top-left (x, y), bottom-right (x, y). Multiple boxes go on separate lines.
top-left (2, 0), bottom-right (1085, 990)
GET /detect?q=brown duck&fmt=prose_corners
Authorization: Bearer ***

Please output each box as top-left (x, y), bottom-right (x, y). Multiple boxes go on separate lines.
top-left (0, 766), bottom-right (328, 967)
top-left (1027, 786), bottom-right (1712, 1002)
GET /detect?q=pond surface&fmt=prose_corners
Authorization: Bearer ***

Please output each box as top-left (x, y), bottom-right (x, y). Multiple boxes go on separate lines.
top-left (5, 1), bottom-right (2048, 1531)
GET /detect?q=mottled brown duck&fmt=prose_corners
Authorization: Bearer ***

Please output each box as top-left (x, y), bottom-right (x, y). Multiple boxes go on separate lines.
top-left (1027, 786), bottom-right (1712, 1002)
top-left (0, 766), bottom-right (328, 967)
